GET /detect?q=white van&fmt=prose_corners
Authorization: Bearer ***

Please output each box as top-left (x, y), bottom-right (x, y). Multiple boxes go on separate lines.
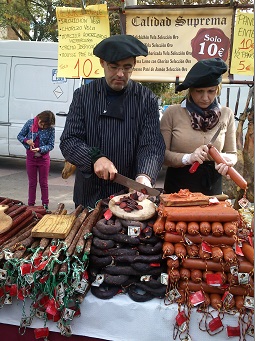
top-left (0, 40), bottom-right (81, 160)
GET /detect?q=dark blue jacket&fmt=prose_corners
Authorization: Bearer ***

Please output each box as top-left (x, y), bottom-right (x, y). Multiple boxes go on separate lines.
top-left (60, 78), bottom-right (165, 207)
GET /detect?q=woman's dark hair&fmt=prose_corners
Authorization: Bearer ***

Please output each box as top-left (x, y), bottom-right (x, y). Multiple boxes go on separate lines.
top-left (37, 110), bottom-right (55, 127)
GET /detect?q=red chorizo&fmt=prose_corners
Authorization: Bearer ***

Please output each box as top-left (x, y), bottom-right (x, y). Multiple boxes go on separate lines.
top-left (182, 258), bottom-right (253, 273)
top-left (208, 146), bottom-right (247, 189)
top-left (211, 222), bottom-right (224, 237)
top-left (242, 242), bottom-right (254, 265)
top-left (235, 296), bottom-right (245, 312)
top-left (199, 221), bottom-right (211, 236)
top-left (179, 280), bottom-right (254, 296)
top-left (187, 221), bottom-right (200, 235)
top-left (210, 293), bottom-right (223, 310)
top-left (167, 268), bottom-right (180, 283)
top-left (164, 232), bottom-right (235, 246)
top-left (190, 269), bottom-right (202, 283)
top-left (222, 246), bottom-right (236, 263)
top-left (167, 257), bottom-right (179, 269)
top-left (223, 222), bottom-right (238, 236)
top-left (174, 242), bottom-right (187, 258)
top-left (164, 218), bottom-right (176, 233)
top-left (153, 215), bottom-right (166, 235)
top-left (179, 268), bottom-right (191, 280)
top-left (186, 244), bottom-right (199, 257)
top-left (175, 221), bottom-right (187, 235)
top-left (211, 246), bottom-right (223, 263)
top-left (162, 242), bottom-right (175, 257)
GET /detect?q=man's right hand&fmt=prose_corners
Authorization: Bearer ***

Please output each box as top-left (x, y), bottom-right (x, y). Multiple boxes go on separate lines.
top-left (94, 157), bottom-right (117, 181)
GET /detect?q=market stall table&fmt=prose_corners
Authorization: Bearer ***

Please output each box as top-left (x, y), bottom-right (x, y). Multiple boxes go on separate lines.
top-left (0, 291), bottom-right (246, 341)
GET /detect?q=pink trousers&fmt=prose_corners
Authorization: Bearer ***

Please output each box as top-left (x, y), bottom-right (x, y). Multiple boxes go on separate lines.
top-left (26, 155), bottom-right (50, 206)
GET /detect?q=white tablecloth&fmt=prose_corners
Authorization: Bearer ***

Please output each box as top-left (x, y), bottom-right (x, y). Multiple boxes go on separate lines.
top-left (0, 291), bottom-right (248, 340)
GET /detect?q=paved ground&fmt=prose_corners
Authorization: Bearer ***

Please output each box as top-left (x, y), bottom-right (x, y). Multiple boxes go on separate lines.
top-left (0, 156), bottom-right (166, 214)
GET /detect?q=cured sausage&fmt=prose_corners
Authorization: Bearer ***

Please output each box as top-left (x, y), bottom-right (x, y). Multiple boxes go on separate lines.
top-left (222, 246), bottom-right (236, 263)
top-left (190, 269), bottom-right (202, 283)
top-left (92, 237), bottom-right (115, 250)
top-left (199, 221), bottom-right (211, 236)
top-left (211, 246), bottom-right (223, 262)
top-left (186, 244), bottom-right (199, 257)
top-left (137, 241), bottom-right (163, 255)
top-left (182, 258), bottom-right (253, 273)
top-left (164, 232), bottom-right (235, 246)
top-left (179, 268), bottom-right (191, 280)
top-left (164, 219), bottom-right (176, 233)
top-left (223, 222), bottom-right (238, 236)
top-left (241, 242), bottom-right (254, 265)
top-left (175, 221), bottom-right (187, 235)
top-left (174, 243), bottom-right (187, 258)
top-left (162, 242), bottom-right (175, 257)
top-left (167, 257), bottom-right (179, 269)
top-left (208, 145), bottom-right (247, 190)
top-left (167, 269), bottom-right (180, 283)
top-left (95, 218), bottom-right (123, 235)
top-left (179, 280), bottom-right (254, 296)
top-left (152, 215), bottom-right (166, 235)
top-left (211, 222), bottom-right (224, 237)
top-left (158, 202), bottom-right (239, 222)
top-left (187, 222), bottom-right (200, 235)
top-left (210, 293), bottom-right (223, 310)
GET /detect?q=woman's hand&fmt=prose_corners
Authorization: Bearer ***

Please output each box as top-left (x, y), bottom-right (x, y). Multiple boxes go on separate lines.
top-left (215, 156), bottom-right (233, 179)
top-left (94, 157), bottom-right (117, 181)
top-left (189, 145), bottom-right (209, 164)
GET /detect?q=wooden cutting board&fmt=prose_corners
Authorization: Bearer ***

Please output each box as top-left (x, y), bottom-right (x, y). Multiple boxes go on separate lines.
top-left (0, 205), bottom-right (13, 234)
top-left (109, 194), bottom-right (156, 221)
top-left (31, 214), bottom-right (76, 239)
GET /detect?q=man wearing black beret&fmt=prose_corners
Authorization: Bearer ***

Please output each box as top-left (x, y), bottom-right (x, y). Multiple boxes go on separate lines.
top-left (60, 34), bottom-right (165, 208)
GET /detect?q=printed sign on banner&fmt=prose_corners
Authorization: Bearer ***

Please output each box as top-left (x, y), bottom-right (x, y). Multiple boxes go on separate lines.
top-left (230, 10), bottom-right (254, 76)
top-left (125, 7), bottom-right (233, 82)
top-left (56, 5), bottom-right (110, 78)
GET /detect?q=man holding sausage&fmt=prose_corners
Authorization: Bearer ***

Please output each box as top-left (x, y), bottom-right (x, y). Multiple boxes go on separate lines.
top-left (60, 34), bottom-right (165, 208)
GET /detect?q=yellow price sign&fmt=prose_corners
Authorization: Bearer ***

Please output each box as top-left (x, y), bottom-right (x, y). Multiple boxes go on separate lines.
top-left (230, 10), bottom-right (254, 76)
top-left (56, 4), bottom-right (110, 78)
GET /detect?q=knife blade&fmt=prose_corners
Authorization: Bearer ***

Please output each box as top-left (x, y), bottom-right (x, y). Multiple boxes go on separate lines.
top-left (189, 124), bottom-right (223, 174)
top-left (113, 173), bottom-right (160, 197)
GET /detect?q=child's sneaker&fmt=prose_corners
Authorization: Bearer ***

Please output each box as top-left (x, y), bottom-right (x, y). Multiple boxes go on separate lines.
top-left (43, 204), bottom-right (49, 210)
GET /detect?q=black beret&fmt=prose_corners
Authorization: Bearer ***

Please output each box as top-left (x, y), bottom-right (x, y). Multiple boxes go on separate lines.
top-left (176, 58), bottom-right (228, 92)
top-left (93, 34), bottom-right (148, 62)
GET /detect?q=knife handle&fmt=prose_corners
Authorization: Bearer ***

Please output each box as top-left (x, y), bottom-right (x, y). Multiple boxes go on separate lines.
top-left (189, 161), bottom-right (200, 173)
top-left (208, 146), bottom-right (247, 190)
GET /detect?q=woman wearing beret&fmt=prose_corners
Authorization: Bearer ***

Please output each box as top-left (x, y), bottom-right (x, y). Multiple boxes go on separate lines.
top-left (160, 58), bottom-right (237, 195)
top-left (60, 35), bottom-right (165, 208)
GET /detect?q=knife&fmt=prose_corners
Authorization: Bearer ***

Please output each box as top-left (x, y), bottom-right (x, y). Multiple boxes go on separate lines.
top-left (189, 124), bottom-right (223, 174)
top-left (113, 173), bottom-right (160, 197)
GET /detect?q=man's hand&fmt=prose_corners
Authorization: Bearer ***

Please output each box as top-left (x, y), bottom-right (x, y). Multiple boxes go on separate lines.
top-left (94, 157), bottom-right (117, 181)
